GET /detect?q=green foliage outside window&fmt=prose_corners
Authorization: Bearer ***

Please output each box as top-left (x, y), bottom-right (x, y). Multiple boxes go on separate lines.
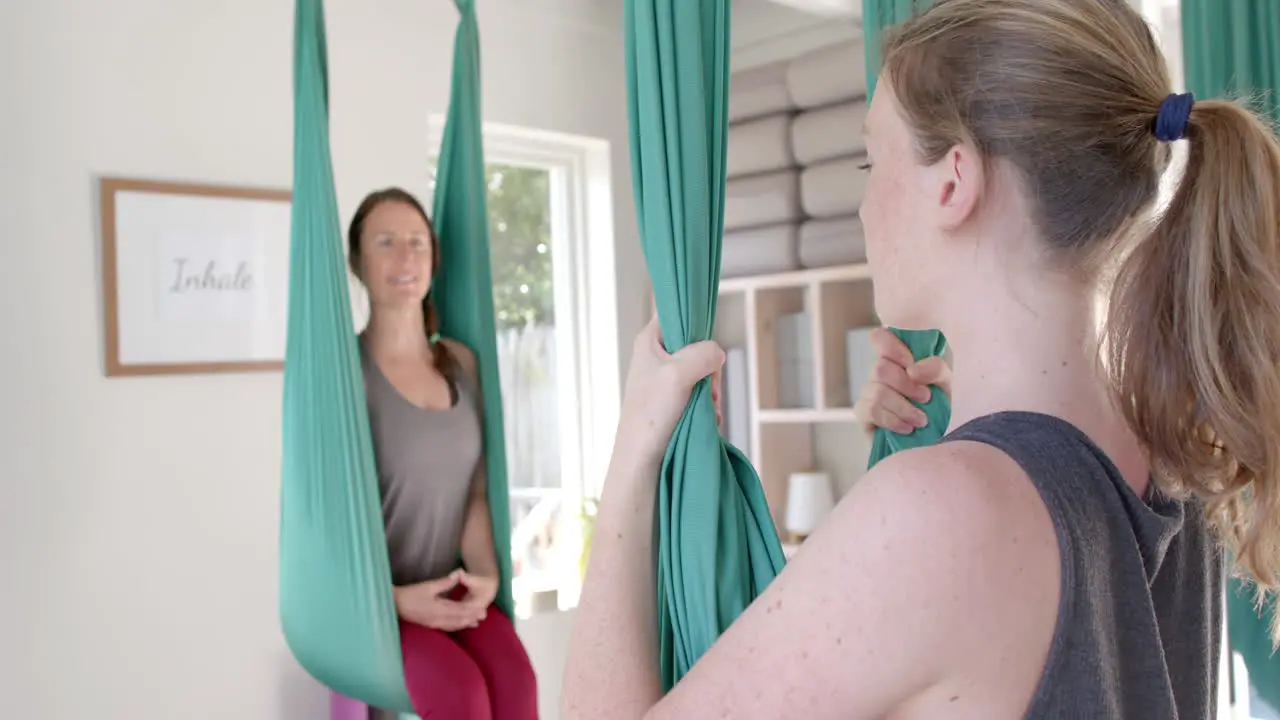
top-left (485, 165), bottom-right (554, 330)
top-left (427, 162), bottom-right (554, 331)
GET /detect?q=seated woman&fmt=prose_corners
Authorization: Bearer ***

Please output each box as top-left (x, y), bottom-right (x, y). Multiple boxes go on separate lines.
top-left (347, 187), bottom-right (539, 720)
top-left (563, 0), bottom-right (1280, 717)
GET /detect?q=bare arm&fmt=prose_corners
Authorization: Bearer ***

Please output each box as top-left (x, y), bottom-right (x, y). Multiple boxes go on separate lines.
top-left (460, 461), bottom-right (499, 578)
top-left (562, 443), bottom-right (666, 718)
top-left (565, 439), bottom-right (1057, 719)
top-left (445, 339), bottom-right (501, 579)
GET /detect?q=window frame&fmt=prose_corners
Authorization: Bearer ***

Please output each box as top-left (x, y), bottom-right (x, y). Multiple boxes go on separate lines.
top-left (427, 117), bottom-right (621, 613)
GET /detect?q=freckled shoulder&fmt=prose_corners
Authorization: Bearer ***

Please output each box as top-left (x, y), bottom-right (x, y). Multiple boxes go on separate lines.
top-left (647, 438), bottom-right (1060, 719)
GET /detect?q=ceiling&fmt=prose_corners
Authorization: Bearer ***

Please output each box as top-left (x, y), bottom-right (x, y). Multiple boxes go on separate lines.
top-left (731, 0), bottom-right (861, 70)
top-left (553, 0), bottom-right (860, 70)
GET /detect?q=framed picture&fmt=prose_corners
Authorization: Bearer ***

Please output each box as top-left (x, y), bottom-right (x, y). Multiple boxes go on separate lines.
top-left (99, 177), bottom-right (292, 376)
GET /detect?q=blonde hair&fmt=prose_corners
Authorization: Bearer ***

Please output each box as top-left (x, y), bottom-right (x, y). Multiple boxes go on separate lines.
top-left (883, 0), bottom-right (1280, 608)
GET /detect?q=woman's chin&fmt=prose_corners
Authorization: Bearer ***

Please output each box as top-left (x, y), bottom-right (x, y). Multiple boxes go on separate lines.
top-left (372, 289), bottom-right (428, 311)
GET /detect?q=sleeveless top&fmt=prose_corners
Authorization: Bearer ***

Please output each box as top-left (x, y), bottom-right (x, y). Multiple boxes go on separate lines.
top-left (359, 336), bottom-right (483, 586)
top-left (940, 411), bottom-right (1222, 719)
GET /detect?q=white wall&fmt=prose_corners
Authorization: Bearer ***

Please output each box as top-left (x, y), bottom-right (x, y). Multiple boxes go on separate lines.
top-left (0, 0), bottom-right (647, 717)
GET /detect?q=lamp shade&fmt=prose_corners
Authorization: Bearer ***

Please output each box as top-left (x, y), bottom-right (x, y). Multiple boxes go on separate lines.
top-left (784, 471), bottom-right (835, 536)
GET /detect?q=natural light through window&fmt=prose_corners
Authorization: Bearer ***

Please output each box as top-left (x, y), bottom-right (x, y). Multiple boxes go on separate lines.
top-left (428, 120), bottom-right (620, 619)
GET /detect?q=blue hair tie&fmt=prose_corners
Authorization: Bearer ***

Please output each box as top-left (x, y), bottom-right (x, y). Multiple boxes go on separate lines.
top-left (1154, 92), bottom-right (1194, 142)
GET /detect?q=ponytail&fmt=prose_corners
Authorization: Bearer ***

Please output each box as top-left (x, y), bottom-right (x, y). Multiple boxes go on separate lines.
top-left (424, 290), bottom-right (458, 382)
top-left (1105, 99), bottom-right (1280, 603)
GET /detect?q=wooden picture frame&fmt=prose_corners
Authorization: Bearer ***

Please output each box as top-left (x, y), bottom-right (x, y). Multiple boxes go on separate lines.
top-left (99, 177), bottom-right (293, 377)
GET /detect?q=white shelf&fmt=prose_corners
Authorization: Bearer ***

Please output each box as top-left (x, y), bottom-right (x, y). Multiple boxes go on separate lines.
top-left (757, 407), bottom-right (859, 424)
top-left (719, 262), bottom-right (872, 293)
top-left (713, 261), bottom-right (877, 531)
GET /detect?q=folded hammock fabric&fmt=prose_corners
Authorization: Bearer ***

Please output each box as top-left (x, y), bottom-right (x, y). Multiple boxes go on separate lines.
top-left (624, 0), bottom-right (788, 690)
top-left (279, 0), bottom-right (511, 714)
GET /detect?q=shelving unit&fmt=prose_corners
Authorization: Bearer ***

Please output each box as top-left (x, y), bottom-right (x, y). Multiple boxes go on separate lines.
top-left (714, 262), bottom-right (878, 531)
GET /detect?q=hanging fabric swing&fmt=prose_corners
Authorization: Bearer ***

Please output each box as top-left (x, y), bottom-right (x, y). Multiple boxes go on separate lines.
top-left (624, 0), bottom-right (788, 690)
top-left (626, 0), bottom-right (951, 691)
top-left (279, 0), bottom-right (511, 714)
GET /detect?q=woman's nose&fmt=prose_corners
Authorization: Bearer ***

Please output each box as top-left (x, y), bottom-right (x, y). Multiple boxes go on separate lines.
top-left (393, 244), bottom-right (416, 262)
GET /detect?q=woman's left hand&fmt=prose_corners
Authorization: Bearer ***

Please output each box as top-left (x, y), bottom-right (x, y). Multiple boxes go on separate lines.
top-left (613, 315), bottom-right (726, 469)
top-left (457, 570), bottom-right (498, 611)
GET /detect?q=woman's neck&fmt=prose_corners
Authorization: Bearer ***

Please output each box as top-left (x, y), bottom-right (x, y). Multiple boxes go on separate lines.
top-left (939, 274), bottom-right (1149, 493)
top-left (365, 305), bottom-right (431, 361)
top-left (945, 289), bottom-right (1105, 430)
top-left (937, 202), bottom-right (1110, 431)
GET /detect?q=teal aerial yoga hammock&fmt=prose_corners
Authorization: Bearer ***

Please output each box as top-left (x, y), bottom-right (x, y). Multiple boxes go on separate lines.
top-left (624, 0), bottom-right (787, 690)
top-left (628, 0), bottom-right (951, 690)
top-left (428, 0), bottom-right (515, 623)
top-left (862, 0), bottom-right (950, 468)
top-left (279, 0), bottom-right (511, 713)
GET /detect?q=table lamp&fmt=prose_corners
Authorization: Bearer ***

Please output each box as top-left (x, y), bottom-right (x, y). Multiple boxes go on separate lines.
top-left (784, 470), bottom-right (835, 543)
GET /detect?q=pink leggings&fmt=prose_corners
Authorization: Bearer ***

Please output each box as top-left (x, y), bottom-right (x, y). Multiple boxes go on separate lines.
top-left (398, 605), bottom-right (538, 719)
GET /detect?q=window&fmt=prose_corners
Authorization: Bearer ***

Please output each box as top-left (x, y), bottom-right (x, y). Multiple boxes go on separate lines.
top-left (428, 120), bottom-right (621, 617)
top-left (1138, 0), bottom-right (1189, 214)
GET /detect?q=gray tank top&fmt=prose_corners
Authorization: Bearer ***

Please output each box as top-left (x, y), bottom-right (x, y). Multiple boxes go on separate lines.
top-left (941, 411), bottom-right (1222, 719)
top-left (359, 336), bottom-right (483, 586)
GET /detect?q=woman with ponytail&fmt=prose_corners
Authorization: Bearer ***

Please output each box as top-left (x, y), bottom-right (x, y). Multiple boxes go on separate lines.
top-left (347, 187), bottom-right (537, 720)
top-left (563, 0), bottom-right (1280, 718)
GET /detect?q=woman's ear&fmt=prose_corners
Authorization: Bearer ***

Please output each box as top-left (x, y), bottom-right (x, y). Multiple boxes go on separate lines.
top-left (934, 143), bottom-right (984, 231)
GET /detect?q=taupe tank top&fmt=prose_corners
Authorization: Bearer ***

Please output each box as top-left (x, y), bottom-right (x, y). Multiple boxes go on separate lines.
top-left (359, 335), bottom-right (483, 586)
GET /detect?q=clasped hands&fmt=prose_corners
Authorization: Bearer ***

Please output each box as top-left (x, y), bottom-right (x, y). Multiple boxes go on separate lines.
top-left (394, 568), bottom-right (498, 632)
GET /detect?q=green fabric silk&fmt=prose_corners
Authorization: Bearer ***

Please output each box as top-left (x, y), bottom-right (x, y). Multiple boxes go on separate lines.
top-left (429, 0), bottom-right (515, 623)
top-left (624, 0), bottom-right (787, 690)
top-left (279, 0), bottom-right (510, 714)
top-left (1183, 0), bottom-right (1279, 122)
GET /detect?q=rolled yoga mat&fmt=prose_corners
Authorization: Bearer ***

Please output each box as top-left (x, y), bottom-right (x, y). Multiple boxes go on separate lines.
top-left (800, 155), bottom-right (869, 219)
top-left (726, 113), bottom-right (796, 179)
top-left (728, 61), bottom-right (796, 124)
top-left (790, 100), bottom-right (869, 166)
top-left (785, 38), bottom-right (868, 110)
